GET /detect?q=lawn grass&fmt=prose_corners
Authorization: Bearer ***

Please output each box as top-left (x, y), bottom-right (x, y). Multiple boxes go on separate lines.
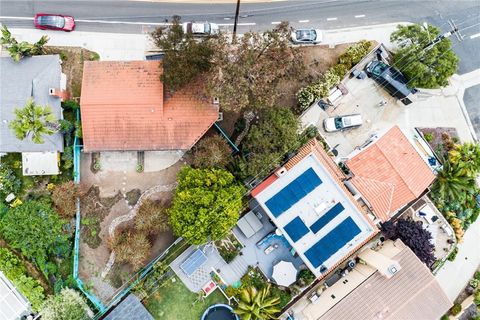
top-left (144, 275), bottom-right (227, 320)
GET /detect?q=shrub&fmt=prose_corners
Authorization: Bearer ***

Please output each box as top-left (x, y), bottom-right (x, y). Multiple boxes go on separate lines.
top-left (474, 271), bottom-right (480, 281)
top-left (52, 181), bottom-right (78, 218)
top-left (297, 269), bottom-right (316, 286)
top-left (0, 248), bottom-right (45, 311)
top-left (424, 132), bottom-right (434, 142)
top-left (61, 100), bottom-right (80, 111)
top-left (449, 303), bottom-right (461, 316)
top-left (0, 164), bottom-right (22, 200)
top-left (39, 288), bottom-right (90, 320)
top-left (134, 199), bottom-right (169, 235)
top-left (269, 285), bottom-right (292, 308)
top-left (474, 289), bottom-right (480, 306)
top-left (126, 189), bottom-right (141, 206)
top-left (111, 230), bottom-right (151, 270)
top-left (61, 146), bottom-right (74, 171)
top-left (447, 246), bottom-right (458, 261)
top-left (440, 315), bottom-right (450, 320)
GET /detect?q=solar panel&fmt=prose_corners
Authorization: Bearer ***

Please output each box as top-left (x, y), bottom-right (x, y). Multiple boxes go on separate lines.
top-left (305, 217), bottom-right (361, 268)
top-left (284, 217), bottom-right (309, 242)
top-left (180, 249), bottom-right (207, 276)
top-left (310, 203), bottom-right (345, 233)
top-left (265, 168), bottom-right (322, 217)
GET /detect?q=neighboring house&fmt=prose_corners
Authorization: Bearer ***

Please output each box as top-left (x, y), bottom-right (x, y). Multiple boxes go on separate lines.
top-left (0, 55), bottom-right (67, 176)
top-left (345, 126), bottom-right (436, 223)
top-left (251, 139), bottom-right (378, 278)
top-left (299, 239), bottom-right (452, 320)
top-left (79, 60), bottom-right (219, 170)
top-left (0, 271), bottom-right (32, 320)
top-left (103, 294), bottom-right (154, 320)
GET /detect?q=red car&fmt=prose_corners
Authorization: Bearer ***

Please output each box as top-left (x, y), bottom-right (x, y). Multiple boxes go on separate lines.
top-left (34, 13), bottom-right (75, 32)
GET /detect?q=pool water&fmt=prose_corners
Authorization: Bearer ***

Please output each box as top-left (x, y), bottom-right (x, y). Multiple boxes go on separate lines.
top-left (202, 304), bottom-right (238, 320)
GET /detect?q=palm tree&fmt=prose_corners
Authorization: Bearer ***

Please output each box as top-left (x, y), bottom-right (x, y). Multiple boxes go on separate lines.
top-left (9, 98), bottom-right (58, 144)
top-left (432, 160), bottom-right (476, 202)
top-left (1, 25), bottom-right (49, 62)
top-left (234, 285), bottom-right (281, 320)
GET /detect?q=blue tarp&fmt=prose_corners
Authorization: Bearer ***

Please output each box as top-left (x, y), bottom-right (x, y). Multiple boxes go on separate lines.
top-left (305, 217), bottom-right (361, 269)
top-left (310, 203), bottom-right (345, 233)
top-left (265, 168), bottom-right (322, 217)
top-left (284, 217), bottom-right (309, 242)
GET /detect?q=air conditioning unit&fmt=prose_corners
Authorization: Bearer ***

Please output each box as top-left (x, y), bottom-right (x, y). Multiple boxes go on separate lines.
top-left (213, 97), bottom-right (220, 105)
top-left (347, 260), bottom-right (356, 269)
top-left (275, 166), bottom-right (287, 177)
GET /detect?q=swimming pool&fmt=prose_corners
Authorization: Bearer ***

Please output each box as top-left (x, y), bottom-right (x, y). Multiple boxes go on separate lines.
top-left (201, 304), bottom-right (239, 320)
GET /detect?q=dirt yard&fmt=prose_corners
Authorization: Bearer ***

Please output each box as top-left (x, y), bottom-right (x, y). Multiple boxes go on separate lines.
top-left (45, 46), bottom-right (99, 98)
top-left (78, 153), bottom-right (182, 304)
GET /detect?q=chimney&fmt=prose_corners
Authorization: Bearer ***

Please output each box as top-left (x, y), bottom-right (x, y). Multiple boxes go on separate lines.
top-left (49, 88), bottom-right (70, 101)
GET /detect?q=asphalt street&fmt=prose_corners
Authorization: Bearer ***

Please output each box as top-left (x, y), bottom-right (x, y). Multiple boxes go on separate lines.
top-left (1, 0), bottom-right (479, 133)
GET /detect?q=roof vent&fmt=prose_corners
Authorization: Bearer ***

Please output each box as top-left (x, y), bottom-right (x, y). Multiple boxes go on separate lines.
top-left (217, 112), bottom-right (223, 122)
top-left (213, 97), bottom-right (220, 105)
top-left (388, 265), bottom-right (398, 275)
top-left (275, 166), bottom-right (287, 177)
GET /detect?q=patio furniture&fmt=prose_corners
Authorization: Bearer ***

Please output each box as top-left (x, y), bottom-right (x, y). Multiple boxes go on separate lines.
top-left (441, 224), bottom-right (453, 237)
top-left (272, 261), bottom-right (297, 287)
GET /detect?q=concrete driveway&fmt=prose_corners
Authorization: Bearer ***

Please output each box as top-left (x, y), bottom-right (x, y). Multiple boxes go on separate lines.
top-left (301, 75), bottom-right (475, 160)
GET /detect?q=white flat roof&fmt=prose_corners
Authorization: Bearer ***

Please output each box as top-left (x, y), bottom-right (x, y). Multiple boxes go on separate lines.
top-left (254, 154), bottom-right (375, 277)
top-left (22, 151), bottom-right (59, 176)
top-left (0, 272), bottom-right (31, 320)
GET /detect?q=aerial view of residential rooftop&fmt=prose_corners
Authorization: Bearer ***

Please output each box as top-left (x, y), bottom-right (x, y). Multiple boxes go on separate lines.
top-left (1, 2), bottom-right (480, 320)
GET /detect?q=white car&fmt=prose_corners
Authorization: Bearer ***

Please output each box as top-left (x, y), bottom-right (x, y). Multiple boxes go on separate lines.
top-left (291, 29), bottom-right (323, 44)
top-left (182, 21), bottom-right (219, 36)
top-left (323, 114), bottom-right (363, 132)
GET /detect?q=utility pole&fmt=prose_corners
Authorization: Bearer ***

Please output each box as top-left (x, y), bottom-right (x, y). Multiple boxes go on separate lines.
top-left (423, 19), bottom-right (463, 50)
top-left (232, 0), bottom-right (241, 43)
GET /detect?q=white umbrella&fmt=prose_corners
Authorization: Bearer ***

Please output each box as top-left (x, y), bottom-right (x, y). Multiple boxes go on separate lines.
top-left (272, 260), bottom-right (297, 287)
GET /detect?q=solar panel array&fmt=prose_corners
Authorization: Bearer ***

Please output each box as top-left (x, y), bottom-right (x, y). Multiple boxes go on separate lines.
top-left (180, 249), bottom-right (207, 277)
top-left (284, 217), bottom-right (310, 242)
top-left (310, 202), bottom-right (345, 233)
top-left (265, 168), bottom-right (322, 217)
top-left (305, 217), bottom-right (361, 268)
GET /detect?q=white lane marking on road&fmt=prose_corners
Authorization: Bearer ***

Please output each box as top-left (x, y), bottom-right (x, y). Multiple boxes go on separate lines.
top-left (0, 16), bottom-right (34, 20)
top-left (76, 19), bottom-right (171, 25)
top-left (299, 19), bottom-right (309, 23)
top-left (217, 22), bottom-right (256, 26)
top-left (327, 17), bottom-right (338, 21)
top-left (470, 32), bottom-right (480, 39)
top-left (271, 21), bottom-right (281, 25)
top-left (355, 15), bottom-right (366, 18)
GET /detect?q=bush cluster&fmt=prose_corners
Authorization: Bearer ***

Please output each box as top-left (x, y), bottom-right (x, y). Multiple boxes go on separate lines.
top-left (296, 40), bottom-right (372, 110)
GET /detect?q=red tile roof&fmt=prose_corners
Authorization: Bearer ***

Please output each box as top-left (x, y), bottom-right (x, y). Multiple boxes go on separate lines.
top-left (346, 126), bottom-right (435, 222)
top-left (80, 61), bottom-right (218, 152)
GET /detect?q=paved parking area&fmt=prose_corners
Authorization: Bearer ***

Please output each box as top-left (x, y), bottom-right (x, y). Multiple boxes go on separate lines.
top-left (464, 84), bottom-right (480, 138)
top-left (301, 75), bottom-right (475, 159)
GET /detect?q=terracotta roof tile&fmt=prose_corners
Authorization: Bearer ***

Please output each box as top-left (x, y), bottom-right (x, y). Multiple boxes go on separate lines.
top-left (80, 61), bottom-right (218, 152)
top-left (346, 126), bottom-right (435, 222)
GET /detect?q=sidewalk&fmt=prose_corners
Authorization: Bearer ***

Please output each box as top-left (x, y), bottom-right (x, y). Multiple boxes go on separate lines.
top-left (435, 217), bottom-right (480, 301)
top-left (323, 22), bottom-right (411, 48)
top-left (9, 27), bottom-right (149, 61)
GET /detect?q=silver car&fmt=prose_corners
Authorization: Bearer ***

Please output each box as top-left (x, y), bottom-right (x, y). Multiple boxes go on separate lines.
top-left (182, 21), bottom-right (219, 36)
top-left (291, 29), bottom-right (323, 44)
top-left (323, 114), bottom-right (363, 132)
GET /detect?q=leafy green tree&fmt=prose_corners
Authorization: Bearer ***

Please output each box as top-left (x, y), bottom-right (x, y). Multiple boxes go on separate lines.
top-left (1, 25), bottom-right (49, 62)
top-left (234, 285), bottom-right (281, 320)
top-left (169, 167), bottom-right (245, 244)
top-left (39, 288), bottom-right (91, 320)
top-left (0, 248), bottom-right (45, 311)
top-left (192, 135), bottom-right (232, 169)
top-left (448, 142), bottom-right (480, 177)
top-left (433, 160), bottom-right (476, 203)
top-left (240, 107), bottom-right (300, 178)
top-left (207, 22), bottom-right (305, 112)
top-left (150, 15), bottom-right (214, 92)
top-left (0, 201), bottom-right (70, 274)
top-left (390, 23), bottom-right (459, 88)
top-left (9, 98), bottom-right (58, 144)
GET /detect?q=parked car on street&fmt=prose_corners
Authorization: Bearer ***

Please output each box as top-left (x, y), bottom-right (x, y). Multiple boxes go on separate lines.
top-left (34, 13), bottom-right (75, 31)
top-left (323, 114), bottom-right (363, 132)
top-left (182, 21), bottom-right (219, 36)
top-left (291, 28), bottom-right (323, 44)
